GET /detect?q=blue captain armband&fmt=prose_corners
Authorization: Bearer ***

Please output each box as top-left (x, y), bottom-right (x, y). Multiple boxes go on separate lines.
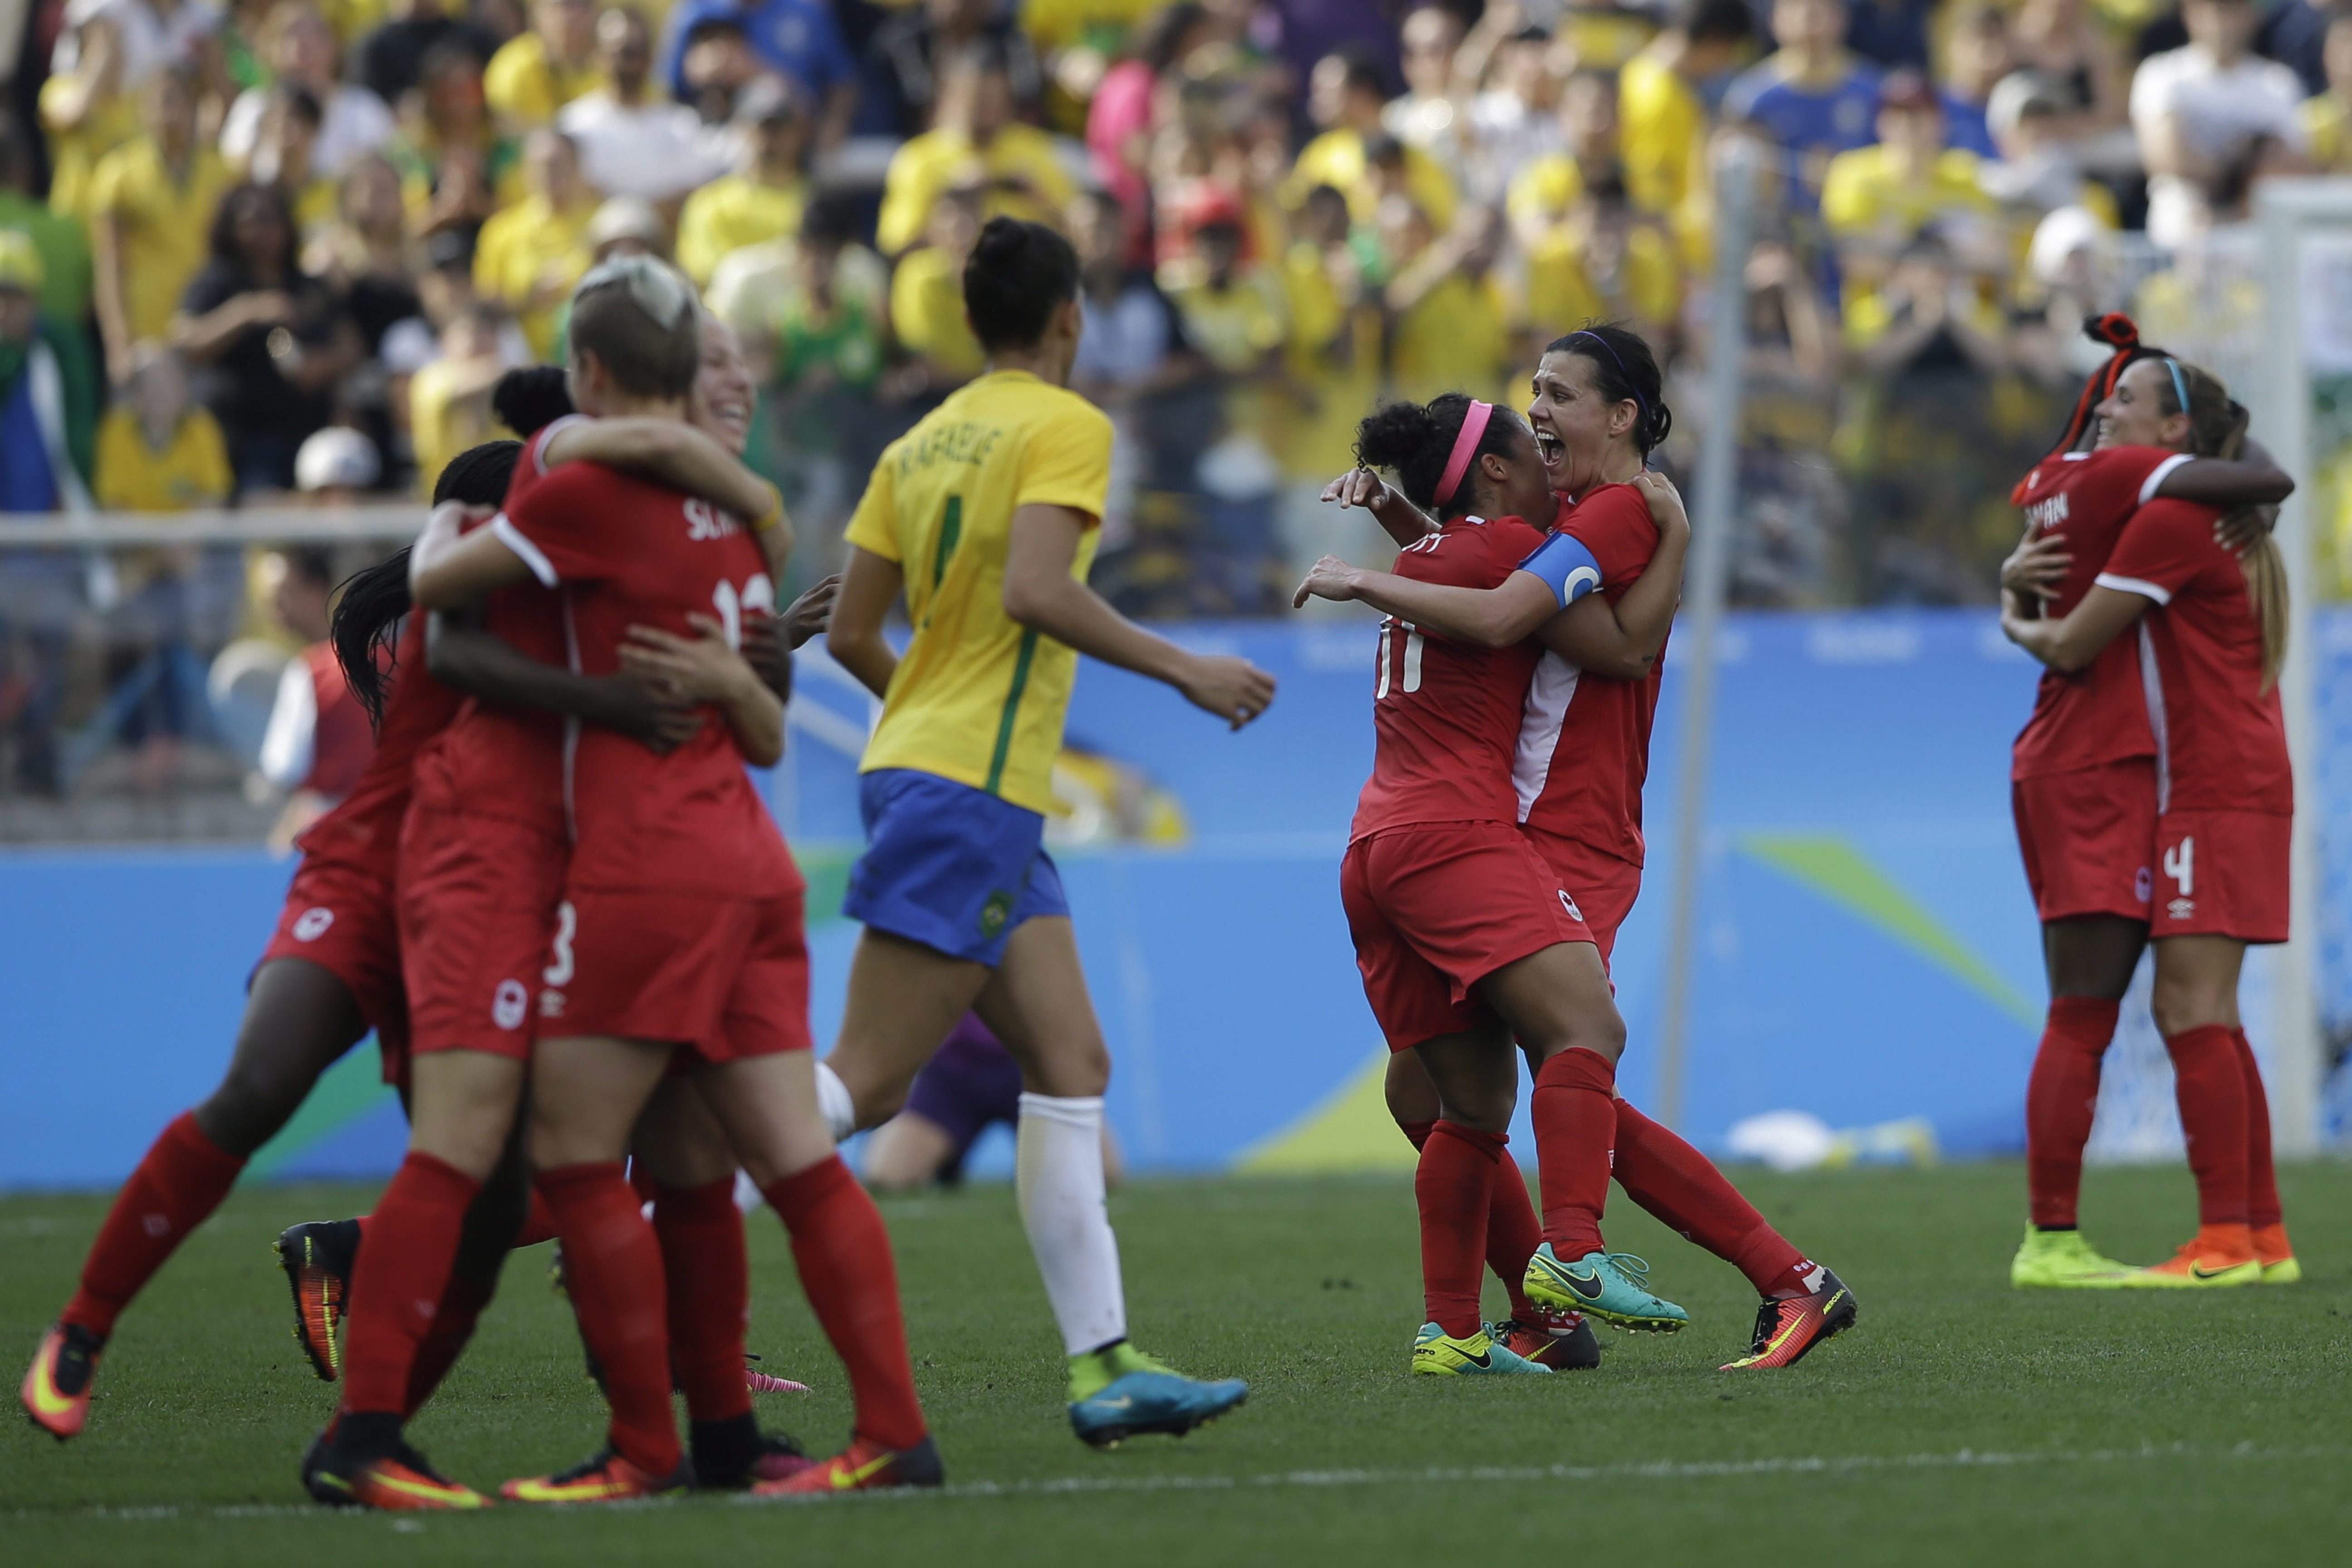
top-left (1517, 532), bottom-right (1604, 608)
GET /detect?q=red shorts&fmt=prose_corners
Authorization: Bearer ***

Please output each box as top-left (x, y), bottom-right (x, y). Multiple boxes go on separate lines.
top-left (2012, 759), bottom-right (2157, 924)
top-left (397, 806), bottom-right (568, 1063)
top-left (1520, 825), bottom-right (1644, 969)
top-left (539, 888), bottom-right (813, 1063)
top-left (2152, 809), bottom-right (2290, 944)
top-left (256, 858), bottom-right (410, 1083)
top-left (1340, 822), bottom-right (1593, 1052)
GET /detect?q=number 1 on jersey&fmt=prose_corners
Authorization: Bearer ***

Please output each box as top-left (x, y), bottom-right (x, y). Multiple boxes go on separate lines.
top-left (1376, 619), bottom-right (1424, 699)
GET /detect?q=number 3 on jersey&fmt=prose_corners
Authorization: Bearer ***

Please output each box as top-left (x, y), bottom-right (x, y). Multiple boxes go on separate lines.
top-left (1377, 618), bottom-right (1425, 698)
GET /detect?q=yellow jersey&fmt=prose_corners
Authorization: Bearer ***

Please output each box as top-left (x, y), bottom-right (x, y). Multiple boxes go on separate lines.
top-left (875, 125), bottom-right (1076, 255)
top-left (889, 244), bottom-right (986, 377)
top-left (1284, 127), bottom-right (1456, 230)
top-left (473, 192), bottom-right (595, 360)
top-left (676, 174), bottom-right (809, 285)
top-left (844, 369), bottom-right (1113, 815)
top-left (2304, 93), bottom-right (2352, 172)
top-left (93, 407), bottom-right (233, 511)
top-left (1390, 271), bottom-right (1510, 407)
top-left (1618, 53), bottom-right (1706, 215)
top-left (484, 32), bottom-right (606, 130)
top-left (88, 138), bottom-right (233, 343)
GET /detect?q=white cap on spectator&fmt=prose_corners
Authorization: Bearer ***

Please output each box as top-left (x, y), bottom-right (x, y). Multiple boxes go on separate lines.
top-left (2029, 206), bottom-right (2111, 288)
top-left (294, 426), bottom-right (382, 493)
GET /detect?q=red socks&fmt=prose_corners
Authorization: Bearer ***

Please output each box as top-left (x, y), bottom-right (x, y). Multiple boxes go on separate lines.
top-left (1613, 1100), bottom-right (1813, 1298)
top-left (2232, 1028), bottom-right (2282, 1230)
top-left (513, 1189), bottom-right (561, 1250)
top-left (61, 1112), bottom-right (246, 1338)
top-left (1414, 1122), bottom-right (1503, 1337)
top-left (339, 1152), bottom-right (480, 1417)
top-left (402, 1274), bottom-right (493, 1419)
top-left (2163, 1024), bottom-right (2250, 1227)
top-left (763, 1156), bottom-right (926, 1451)
top-left (536, 1161), bottom-right (682, 1477)
top-left (1399, 1118), bottom-right (1540, 1319)
top-left (2025, 997), bottom-right (2119, 1229)
top-left (652, 1179), bottom-right (752, 1426)
top-left (1531, 1047), bottom-right (1616, 1259)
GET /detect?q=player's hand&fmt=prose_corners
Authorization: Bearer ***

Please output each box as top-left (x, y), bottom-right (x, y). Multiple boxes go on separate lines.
top-left (1999, 530), bottom-right (2069, 599)
top-left (779, 573), bottom-right (842, 648)
top-left (1179, 653), bottom-right (1276, 731)
top-left (592, 670), bottom-right (705, 755)
top-left (619, 613), bottom-right (760, 706)
top-left (737, 612), bottom-right (794, 705)
top-left (1292, 554), bottom-right (1362, 608)
top-left (1630, 470), bottom-right (1689, 542)
top-left (2216, 503), bottom-right (2278, 554)
top-left (1320, 466), bottom-right (1391, 510)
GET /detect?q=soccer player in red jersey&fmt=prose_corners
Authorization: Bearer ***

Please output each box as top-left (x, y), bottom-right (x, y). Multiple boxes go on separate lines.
top-left (2002, 355), bottom-right (2297, 1289)
top-left (408, 257), bottom-right (935, 1503)
top-left (1303, 328), bottom-right (1857, 1371)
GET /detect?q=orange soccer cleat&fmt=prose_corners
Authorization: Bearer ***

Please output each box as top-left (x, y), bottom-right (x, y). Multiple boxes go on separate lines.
top-left (749, 1434), bottom-right (943, 1498)
top-left (21, 1323), bottom-right (105, 1441)
top-left (2252, 1222), bottom-right (2301, 1285)
top-left (2121, 1225), bottom-right (2262, 1289)
top-left (500, 1449), bottom-right (691, 1505)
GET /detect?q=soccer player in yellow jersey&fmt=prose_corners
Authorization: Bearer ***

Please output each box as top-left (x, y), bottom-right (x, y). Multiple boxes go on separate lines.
top-left (823, 217), bottom-right (1274, 1449)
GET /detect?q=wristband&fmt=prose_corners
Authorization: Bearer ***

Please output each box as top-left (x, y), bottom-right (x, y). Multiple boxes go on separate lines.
top-left (752, 482), bottom-right (786, 533)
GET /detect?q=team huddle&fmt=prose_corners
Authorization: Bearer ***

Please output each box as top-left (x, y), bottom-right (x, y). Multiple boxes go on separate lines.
top-left (13, 231), bottom-right (2304, 1497)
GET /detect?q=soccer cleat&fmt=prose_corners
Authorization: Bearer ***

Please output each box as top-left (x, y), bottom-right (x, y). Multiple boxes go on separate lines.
top-left (500, 1449), bottom-right (691, 1504)
top-left (745, 1355), bottom-right (809, 1394)
top-left (1720, 1268), bottom-right (1859, 1371)
top-left (749, 1433), bottom-right (943, 1496)
top-left (2253, 1223), bottom-right (2301, 1284)
top-left (1067, 1348), bottom-right (1250, 1450)
top-left (2010, 1226), bottom-right (2133, 1289)
top-left (21, 1323), bottom-right (104, 1441)
top-left (275, 1220), bottom-right (359, 1381)
top-left (1490, 1316), bottom-right (1602, 1371)
top-left (2121, 1227), bottom-right (2263, 1289)
top-left (1411, 1322), bottom-right (1552, 1376)
top-left (1523, 1244), bottom-right (1688, 1333)
top-left (304, 1432), bottom-right (493, 1510)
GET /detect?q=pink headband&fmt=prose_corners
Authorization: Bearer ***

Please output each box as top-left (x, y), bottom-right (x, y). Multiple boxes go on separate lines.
top-left (1434, 400), bottom-right (1494, 508)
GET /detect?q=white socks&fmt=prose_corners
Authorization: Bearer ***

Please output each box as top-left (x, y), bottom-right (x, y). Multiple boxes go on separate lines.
top-left (1015, 1093), bottom-right (1127, 1357)
top-left (815, 1059), bottom-right (857, 1143)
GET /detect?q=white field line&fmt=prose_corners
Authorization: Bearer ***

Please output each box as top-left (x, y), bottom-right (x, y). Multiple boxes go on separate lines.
top-left (18, 1441), bottom-right (2335, 1523)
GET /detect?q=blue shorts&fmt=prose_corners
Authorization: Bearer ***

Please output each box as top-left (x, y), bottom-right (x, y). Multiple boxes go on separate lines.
top-left (845, 769), bottom-right (1069, 966)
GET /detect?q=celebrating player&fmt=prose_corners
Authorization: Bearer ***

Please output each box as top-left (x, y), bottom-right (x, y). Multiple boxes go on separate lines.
top-left (817, 216), bottom-right (1266, 1447)
top-left (2000, 344), bottom-right (2296, 1289)
top-left (1302, 327), bottom-right (1858, 1371)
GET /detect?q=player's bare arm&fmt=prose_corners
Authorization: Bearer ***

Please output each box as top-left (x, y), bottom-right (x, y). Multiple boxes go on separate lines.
top-left (1320, 465), bottom-right (1437, 546)
top-left (427, 611), bottom-right (704, 755)
top-left (539, 417), bottom-right (792, 564)
top-left (827, 547), bottom-right (905, 700)
top-left (1294, 557), bottom-right (1553, 648)
top-left (1003, 502), bottom-right (1276, 730)
top-left (617, 612), bottom-right (785, 766)
top-left (2001, 582), bottom-right (2149, 672)
top-left (410, 501), bottom-right (539, 608)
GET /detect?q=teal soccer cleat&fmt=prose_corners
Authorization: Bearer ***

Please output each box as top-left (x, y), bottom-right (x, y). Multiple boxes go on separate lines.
top-left (1522, 1244), bottom-right (1689, 1333)
top-left (1067, 1347), bottom-right (1249, 1450)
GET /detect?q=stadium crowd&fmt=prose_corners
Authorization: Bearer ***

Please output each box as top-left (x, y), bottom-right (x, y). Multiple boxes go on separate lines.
top-left (0, 0), bottom-right (2341, 795)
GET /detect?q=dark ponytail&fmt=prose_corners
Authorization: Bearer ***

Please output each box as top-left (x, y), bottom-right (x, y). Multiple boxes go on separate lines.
top-left (1547, 323), bottom-right (1671, 457)
top-left (1355, 393), bottom-right (1527, 518)
top-left (491, 365), bottom-right (577, 438)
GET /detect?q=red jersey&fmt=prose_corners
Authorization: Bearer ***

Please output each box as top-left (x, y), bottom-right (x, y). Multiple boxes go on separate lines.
top-left (290, 617), bottom-right (461, 882)
top-left (297, 641), bottom-right (377, 799)
top-left (1349, 514), bottom-right (1551, 843)
top-left (2097, 498), bottom-right (2292, 816)
top-left (497, 428), bottom-right (797, 900)
top-left (1514, 482), bottom-right (1664, 865)
top-left (2007, 444), bottom-right (2185, 779)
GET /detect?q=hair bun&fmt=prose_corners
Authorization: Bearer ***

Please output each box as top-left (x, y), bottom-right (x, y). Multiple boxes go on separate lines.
top-left (2082, 312), bottom-right (2140, 350)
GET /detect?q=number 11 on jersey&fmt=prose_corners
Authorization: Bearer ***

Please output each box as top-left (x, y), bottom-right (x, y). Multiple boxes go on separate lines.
top-left (1376, 619), bottom-right (1424, 699)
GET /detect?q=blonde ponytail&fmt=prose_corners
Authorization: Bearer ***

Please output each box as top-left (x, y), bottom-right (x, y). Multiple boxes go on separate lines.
top-left (2242, 532), bottom-right (2289, 695)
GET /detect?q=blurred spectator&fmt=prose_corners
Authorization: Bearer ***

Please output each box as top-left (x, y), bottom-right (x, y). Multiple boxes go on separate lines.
top-left (173, 181), bottom-right (363, 494)
top-left (558, 6), bottom-right (737, 202)
top-left (583, 195), bottom-right (672, 261)
top-left (1072, 186), bottom-right (1194, 407)
top-left (1723, 0), bottom-right (1883, 210)
top-left (1821, 72), bottom-right (1992, 318)
top-left (876, 39), bottom-right (1075, 255)
top-left (677, 77), bottom-right (812, 285)
top-left (863, 0), bottom-right (1044, 139)
top-left (1288, 48), bottom-right (1454, 227)
top-left (38, 7), bottom-right (147, 226)
top-left (659, 0), bottom-right (859, 146)
top-left (473, 127), bottom-right (595, 356)
top-left (1980, 71), bottom-right (2120, 227)
top-left (1620, 0), bottom-right (1757, 220)
top-left (1384, 198), bottom-right (1508, 406)
top-left (308, 152), bottom-right (423, 346)
top-left (220, 3), bottom-right (395, 178)
top-left (0, 121), bottom-right (96, 328)
top-left (1158, 192), bottom-right (1285, 382)
top-left (1525, 172), bottom-right (1684, 346)
top-left (255, 545), bottom-right (372, 849)
top-left (2301, 14), bottom-right (2352, 169)
top-left (483, 0), bottom-right (604, 128)
top-left (1088, 2), bottom-right (1210, 218)
top-left (890, 182), bottom-right (988, 385)
top-left (2264, 0), bottom-right (2351, 98)
top-left (407, 298), bottom-right (515, 489)
top-left (1509, 67), bottom-right (1632, 251)
top-left (1463, 24), bottom-right (1566, 203)
top-left (247, 85), bottom-right (340, 235)
top-left (356, 0), bottom-right (494, 107)
top-left (2132, 0), bottom-right (2309, 247)
top-left (766, 193), bottom-right (890, 397)
top-left (1936, 5), bottom-right (2013, 160)
top-left (2008, 0), bottom-right (2128, 141)
top-left (388, 41), bottom-right (522, 242)
top-left (677, 17), bottom-right (771, 120)
top-left (93, 345), bottom-right (232, 511)
top-left (1384, 3), bottom-right (1467, 179)
top-left (0, 233), bottom-right (100, 513)
top-left (1842, 0), bottom-right (1931, 72)
top-left (1272, 179), bottom-right (1374, 477)
top-left (49, 0), bottom-right (225, 100)
top-left (293, 423), bottom-right (383, 495)
top-left (90, 65), bottom-right (235, 386)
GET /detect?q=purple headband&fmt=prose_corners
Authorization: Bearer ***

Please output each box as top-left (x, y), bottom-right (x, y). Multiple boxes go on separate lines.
top-left (1570, 329), bottom-right (1647, 427)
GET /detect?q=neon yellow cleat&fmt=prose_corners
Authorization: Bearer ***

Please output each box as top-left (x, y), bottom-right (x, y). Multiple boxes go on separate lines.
top-left (2009, 1226), bottom-right (2132, 1289)
top-left (2254, 1223), bottom-right (2300, 1285)
top-left (1411, 1323), bottom-right (1552, 1376)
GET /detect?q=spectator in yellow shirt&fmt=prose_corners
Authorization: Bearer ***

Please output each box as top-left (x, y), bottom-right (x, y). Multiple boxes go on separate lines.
top-left (1287, 49), bottom-right (1457, 229)
top-left (484, 0), bottom-right (603, 129)
top-left (676, 77), bottom-right (811, 285)
top-left (95, 345), bottom-right (235, 511)
top-left (889, 182), bottom-right (987, 386)
top-left (91, 65), bottom-right (235, 386)
top-left (2301, 15), bottom-right (2352, 170)
top-left (1559, 0), bottom-right (1663, 71)
top-left (1384, 199), bottom-right (1509, 407)
top-left (408, 299), bottom-right (515, 493)
top-left (1524, 172), bottom-right (1685, 348)
top-left (1273, 182), bottom-right (1379, 479)
top-left (1158, 198), bottom-right (1287, 379)
top-left (1619, 0), bottom-right (1756, 216)
top-left (1506, 68), bottom-right (1633, 250)
top-left (37, 1), bottom-right (146, 223)
top-left (1821, 71), bottom-right (1994, 319)
top-left (246, 85), bottom-right (343, 238)
top-left (875, 40), bottom-right (1076, 255)
top-left (471, 126), bottom-right (596, 358)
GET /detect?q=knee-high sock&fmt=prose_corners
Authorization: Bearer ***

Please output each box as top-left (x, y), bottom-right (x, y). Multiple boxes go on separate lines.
top-left (1014, 1093), bottom-right (1126, 1355)
top-left (339, 1152), bottom-right (480, 1418)
top-left (62, 1111), bottom-right (245, 1338)
top-left (535, 1162), bottom-right (681, 1476)
top-left (1613, 1101), bottom-right (1815, 1298)
top-left (2163, 1024), bottom-right (2250, 1227)
top-left (512, 1189), bottom-right (560, 1250)
top-left (2231, 1028), bottom-right (2283, 1231)
top-left (400, 1273), bottom-right (493, 1420)
top-left (764, 1156), bottom-right (926, 1450)
top-left (1531, 1048), bottom-right (1616, 1258)
top-left (1401, 1118), bottom-right (1539, 1318)
top-left (653, 1179), bottom-right (751, 1426)
top-left (2025, 997), bottom-right (2119, 1229)
top-left (1416, 1122), bottom-right (1502, 1337)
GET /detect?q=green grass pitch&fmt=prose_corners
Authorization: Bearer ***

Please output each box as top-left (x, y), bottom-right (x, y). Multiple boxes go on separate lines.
top-left (5, 1161), bottom-right (2350, 1566)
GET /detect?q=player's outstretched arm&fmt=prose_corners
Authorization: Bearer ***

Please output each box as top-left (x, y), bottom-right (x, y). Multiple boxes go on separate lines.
top-left (1535, 471), bottom-right (1693, 677)
top-left (619, 613), bottom-right (785, 766)
top-left (1320, 466), bottom-right (1438, 547)
top-left (827, 548), bottom-right (904, 700)
top-left (1005, 504), bottom-right (1275, 730)
top-left (427, 612), bottom-right (705, 755)
top-left (2153, 439), bottom-right (2293, 510)
top-left (2000, 582), bottom-right (2148, 672)
top-left (1293, 557), bottom-right (1557, 647)
top-left (541, 417), bottom-right (792, 564)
